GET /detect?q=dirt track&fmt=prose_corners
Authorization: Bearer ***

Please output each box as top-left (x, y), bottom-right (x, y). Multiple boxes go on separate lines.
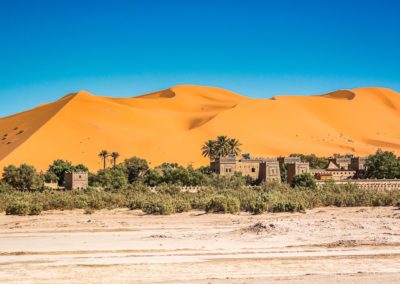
top-left (0, 207), bottom-right (400, 283)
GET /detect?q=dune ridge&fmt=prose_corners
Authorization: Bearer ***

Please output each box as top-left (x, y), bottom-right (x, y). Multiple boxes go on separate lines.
top-left (0, 85), bottom-right (399, 170)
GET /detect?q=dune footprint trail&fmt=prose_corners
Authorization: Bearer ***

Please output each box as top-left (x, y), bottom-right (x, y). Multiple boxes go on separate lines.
top-left (0, 85), bottom-right (399, 170)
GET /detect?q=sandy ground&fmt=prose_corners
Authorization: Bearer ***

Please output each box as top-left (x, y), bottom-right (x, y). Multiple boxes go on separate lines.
top-left (0, 207), bottom-right (400, 283)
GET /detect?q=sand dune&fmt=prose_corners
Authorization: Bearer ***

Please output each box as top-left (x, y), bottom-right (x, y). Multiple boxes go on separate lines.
top-left (0, 85), bottom-right (399, 171)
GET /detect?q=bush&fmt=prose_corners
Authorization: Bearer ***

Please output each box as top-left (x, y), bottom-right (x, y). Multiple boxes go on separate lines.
top-left (6, 201), bottom-right (30, 216)
top-left (29, 203), bottom-right (43, 215)
top-left (247, 198), bottom-right (269, 214)
top-left (2, 164), bottom-right (44, 191)
top-left (291, 173), bottom-right (316, 189)
top-left (174, 198), bottom-right (192, 213)
top-left (205, 195), bottom-right (240, 214)
top-left (270, 200), bottom-right (305, 213)
top-left (142, 198), bottom-right (175, 215)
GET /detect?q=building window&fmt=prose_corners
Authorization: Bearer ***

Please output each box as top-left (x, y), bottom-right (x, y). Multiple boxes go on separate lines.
top-left (251, 168), bottom-right (256, 173)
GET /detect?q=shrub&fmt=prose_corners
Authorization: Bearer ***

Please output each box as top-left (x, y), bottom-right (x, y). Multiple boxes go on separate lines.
top-left (291, 173), bottom-right (317, 189)
top-left (142, 198), bottom-right (175, 215)
top-left (128, 198), bottom-right (145, 210)
top-left (94, 167), bottom-right (128, 190)
top-left (247, 198), bottom-right (269, 214)
top-left (270, 200), bottom-right (305, 213)
top-left (174, 198), bottom-right (192, 213)
top-left (2, 164), bottom-right (44, 191)
top-left (0, 181), bottom-right (12, 193)
top-left (29, 203), bottom-right (43, 215)
top-left (6, 201), bottom-right (30, 216)
top-left (205, 195), bottom-right (240, 214)
top-left (155, 184), bottom-right (181, 195)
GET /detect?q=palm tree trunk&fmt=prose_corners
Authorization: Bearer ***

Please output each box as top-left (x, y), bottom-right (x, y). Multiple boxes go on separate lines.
top-left (103, 158), bottom-right (106, 169)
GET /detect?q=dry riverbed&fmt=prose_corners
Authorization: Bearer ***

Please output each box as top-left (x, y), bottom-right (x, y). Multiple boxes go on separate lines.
top-left (0, 207), bottom-right (400, 283)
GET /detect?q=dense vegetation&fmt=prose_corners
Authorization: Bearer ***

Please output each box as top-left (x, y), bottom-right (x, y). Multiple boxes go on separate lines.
top-left (1, 179), bottom-right (399, 216)
top-left (0, 148), bottom-right (399, 216)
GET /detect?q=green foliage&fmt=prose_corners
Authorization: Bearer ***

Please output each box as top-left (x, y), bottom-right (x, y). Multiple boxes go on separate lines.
top-left (207, 172), bottom-right (245, 189)
top-left (98, 150), bottom-right (109, 169)
top-left (110, 152), bottom-right (120, 168)
top-left (93, 166), bottom-right (128, 190)
top-left (46, 160), bottom-right (88, 186)
top-left (46, 160), bottom-right (74, 185)
top-left (124, 157), bottom-right (149, 183)
top-left (201, 136), bottom-right (241, 159)
top-left (291, 173), bottom-right (317, 189)
top-left (2, 164), bottom-right (43, 191)
top-left (44, 171), bottom-right (58, 183)
top-left (1, 182), bottom-right (400, 216)
top-left (205, 195), bottom-right (240, 214)
top-left (365, 149), bottom-right (400, 179)
top-left (142, 197), bottom-right (175, 215)
top-left (270, 200), bottom-right (305, 213)
top-left (148, 164), bottom-right (209, 186)
top-left (173, 198), bottom-right (192, 213)
top-left (6, 200), bottom-right (30, 215)
top-left (28, 203), bottom-right (43, 215)
top-left (5, 200), bottom-right (42, 215)
top-left (0, 181), bottom-right (13, 193)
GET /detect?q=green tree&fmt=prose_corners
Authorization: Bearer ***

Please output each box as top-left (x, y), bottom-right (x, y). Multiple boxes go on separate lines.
top-left (46, 160), bottom-right (74, 186)
top-left (227, 138), bottom-right (242, 156)
top-left (99, 150), bottom-right (109, 169)
top-left (201, 136), bottom-right (242, 160)
top-left (44, 171), bottom-right (58, 183)
top-left (111, 152), bottom-right (120, 168)
top-left (201, 140), bottom-right (216, 160)
top-left (365, 150), bottom-right (400, 179)
top-left (215, 135), bottom-right (231, 158)
top-left (94, 166), bottom-right (128, 190)
top-left (98, 150), bottom-right (109, 169)
top-left (46, 160), bottom-right (88, 186)
top-left (2, 164), bottom-right (43, 191)
top-left (290, 173), bottom-right (317, 189)
top-left (74, 164), bottom-right (89, 172)
top-left (124, 156), bottom-right (149, 183)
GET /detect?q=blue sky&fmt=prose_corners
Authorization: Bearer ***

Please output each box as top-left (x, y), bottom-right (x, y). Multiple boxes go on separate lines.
top-left (0, 0), bottom-right (399, 116)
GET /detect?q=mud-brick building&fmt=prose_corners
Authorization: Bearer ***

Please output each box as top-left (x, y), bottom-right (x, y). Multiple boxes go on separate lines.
top-left (286, 162), bottom-right (310, 184)
top-left (328, 156), bottom-right (352, 170)
top-left (64, 171), bottom-right (88, 190)
top-left (210, 154), bottom-right (281, 183)
top-left (277, 156), bottom-right (301, 168)
top-left (350, 156), bottom-right (367, 171)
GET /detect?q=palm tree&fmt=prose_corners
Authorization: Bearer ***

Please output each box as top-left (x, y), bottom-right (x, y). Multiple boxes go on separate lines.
top-left (228, 138), bottom-right (242, 156)
top-left (111, 152), bottom-right (120, 168)
top-left (215, 135), bottom-right (231, 158)
top-left (201, 140), bottom-right (216, 160)
top-left (98, 150), bottom-right (109, 169)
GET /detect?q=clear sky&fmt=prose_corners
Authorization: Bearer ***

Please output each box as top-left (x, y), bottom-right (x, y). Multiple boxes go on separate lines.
top-left (0, 0), bottom-right (399, 117)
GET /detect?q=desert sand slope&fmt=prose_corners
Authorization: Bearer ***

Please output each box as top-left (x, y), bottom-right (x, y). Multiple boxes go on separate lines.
top-left (0, 85), bottom-right (399, 170)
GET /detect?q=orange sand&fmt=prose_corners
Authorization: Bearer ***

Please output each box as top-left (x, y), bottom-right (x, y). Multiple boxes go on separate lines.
top-left (0, 85), bottom-right (399, 171)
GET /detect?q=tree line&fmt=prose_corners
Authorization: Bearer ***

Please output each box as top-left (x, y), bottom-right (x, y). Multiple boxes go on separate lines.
top-left (1, 133), bottom-right (400, 192)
